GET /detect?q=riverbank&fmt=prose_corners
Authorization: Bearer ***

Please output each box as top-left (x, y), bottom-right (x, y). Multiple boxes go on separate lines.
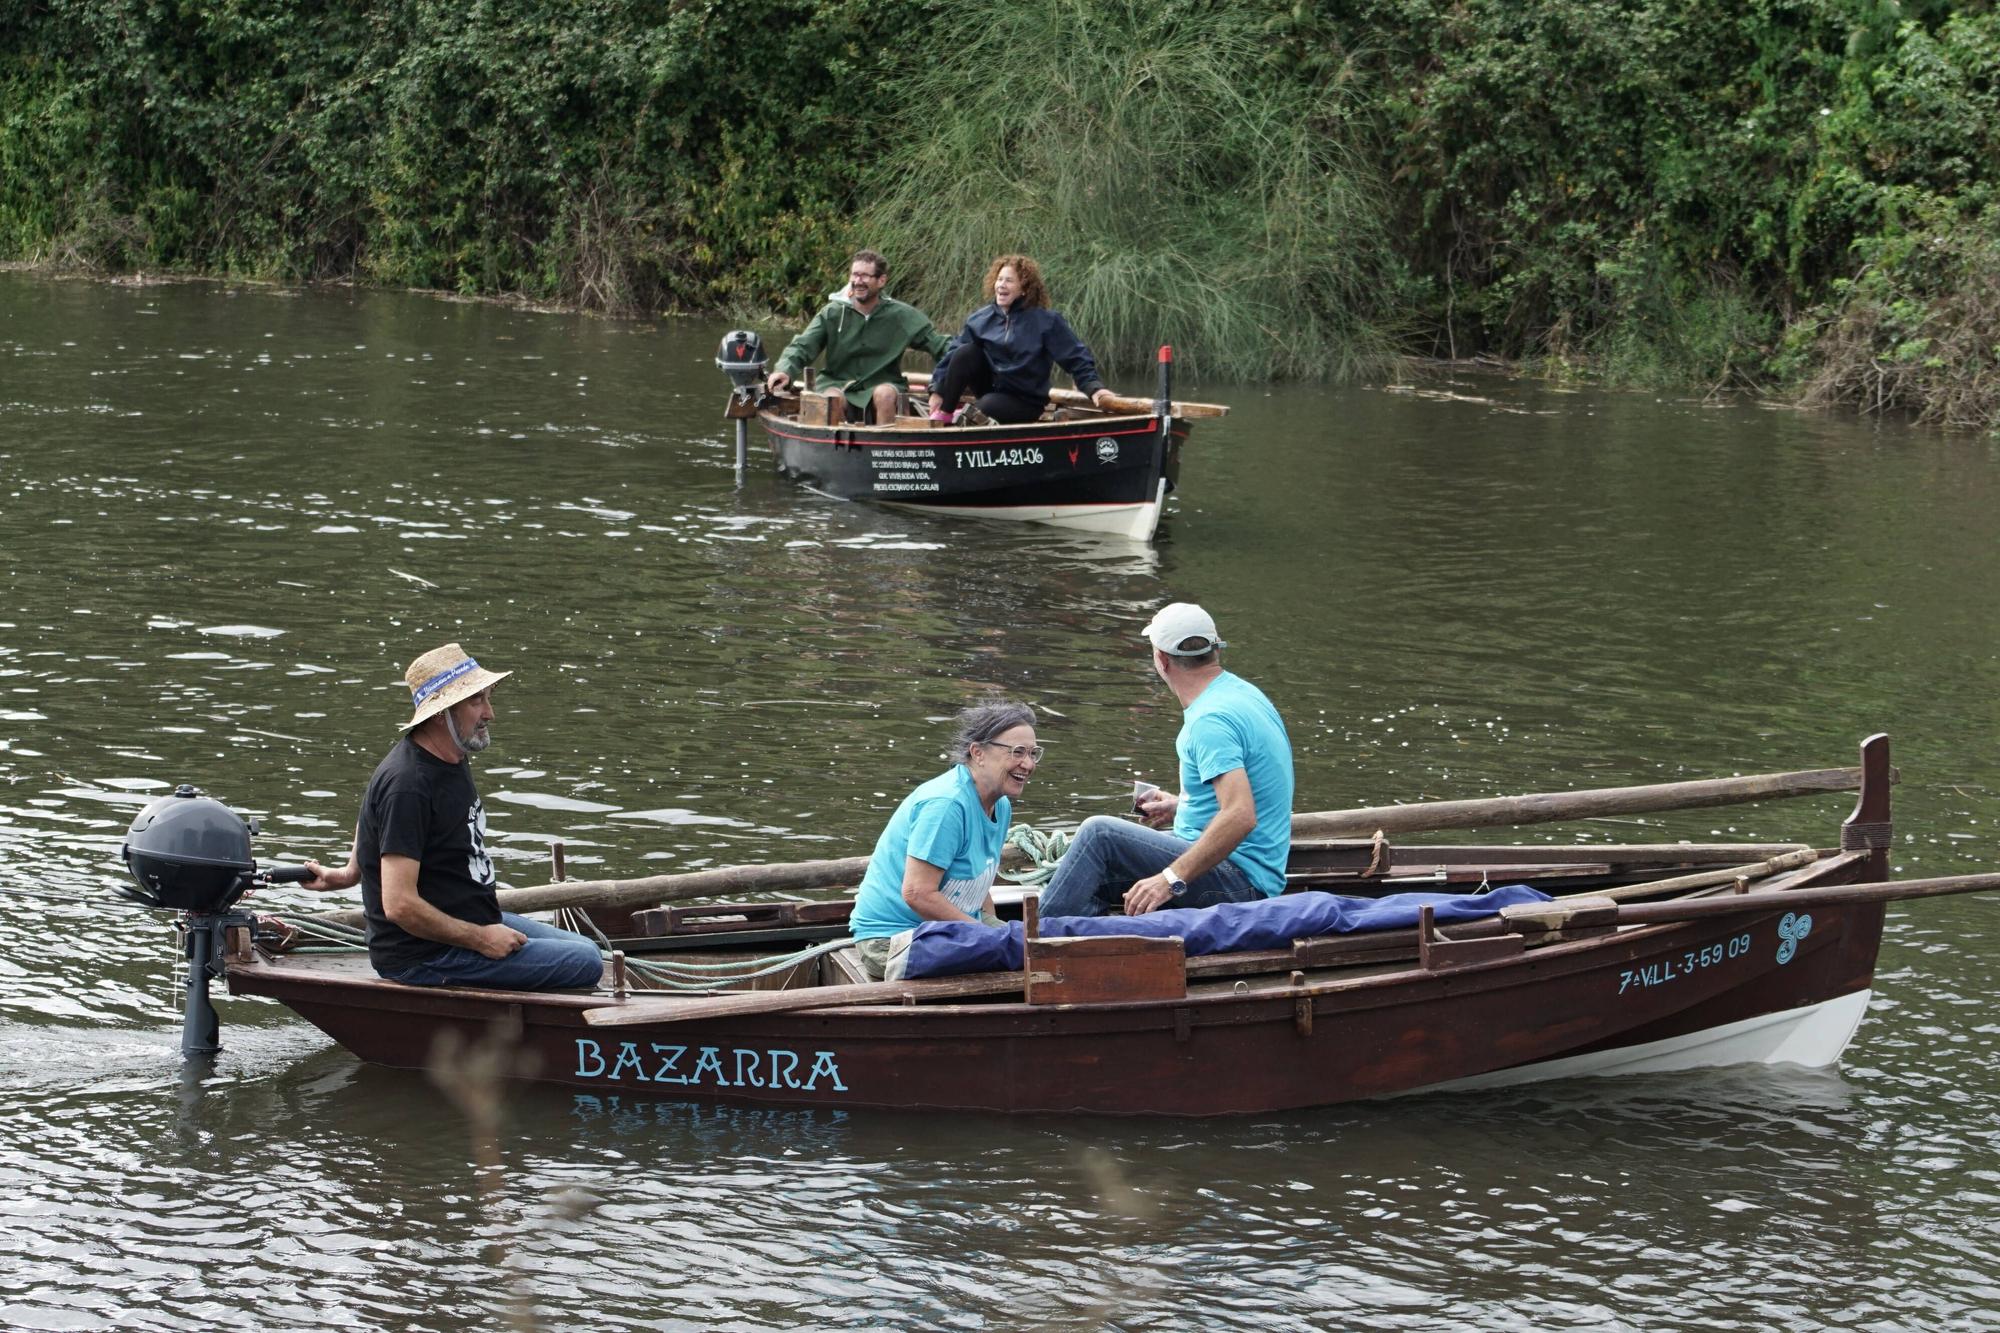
top-left (11, 259), bottom-right (1976, 441)
top-left (7, 2), bottom-right (1996, 430)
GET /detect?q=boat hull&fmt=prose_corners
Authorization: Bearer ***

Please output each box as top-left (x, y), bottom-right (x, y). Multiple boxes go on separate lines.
top-left (228, 896), bottom-right (1885, 1117)
top-left (758, 409), bottom-right (1186, 540)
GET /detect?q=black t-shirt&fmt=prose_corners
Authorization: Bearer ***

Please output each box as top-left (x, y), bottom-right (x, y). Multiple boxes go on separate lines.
top-left (356, 736), bottom-right (500, 973)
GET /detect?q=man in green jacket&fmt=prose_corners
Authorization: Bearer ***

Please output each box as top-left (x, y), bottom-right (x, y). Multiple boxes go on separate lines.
top-left (765, 249), bottom-right (951, 423)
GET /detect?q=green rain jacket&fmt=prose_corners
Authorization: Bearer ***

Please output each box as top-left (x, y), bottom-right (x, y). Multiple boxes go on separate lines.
top-left (773, 289), bottom-right (952, 411)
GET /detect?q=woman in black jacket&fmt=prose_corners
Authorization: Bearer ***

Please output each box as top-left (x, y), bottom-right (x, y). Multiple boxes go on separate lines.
top-left (926, 255), bottom-right (1120, 424)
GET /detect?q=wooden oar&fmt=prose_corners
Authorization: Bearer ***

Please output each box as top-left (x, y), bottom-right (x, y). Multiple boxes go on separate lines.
top-left (1587, 848), bottom-right (1819, 903)
top-left (303, 853), bottom-right (890, 932)
top-left (1500, 871), bottom-right (2000, 933)
top-left (581, 970), bottom-right (1025, 1028)
top-left (300, 765), bottom-right (1881, 928)
top-left (1290, 765), bottom-right (1884, 840)
top-left (903, 371), bottom-right (1229, 418)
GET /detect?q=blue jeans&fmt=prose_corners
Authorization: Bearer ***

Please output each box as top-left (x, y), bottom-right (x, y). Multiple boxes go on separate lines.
top-left (385, 912), bottom-right (604, 991)
top-left (1036, 816), bottom-right (1267, 918)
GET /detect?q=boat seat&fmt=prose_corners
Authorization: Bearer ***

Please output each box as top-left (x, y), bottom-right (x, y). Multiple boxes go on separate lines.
top-left (823, 945), bottom-right (873, 988)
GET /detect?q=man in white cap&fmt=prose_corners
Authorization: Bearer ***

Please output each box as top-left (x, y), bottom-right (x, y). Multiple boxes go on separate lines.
top-left (1036, 604), bottom-right (1294, 917)
top-left (300, 643), bottom-right (603, 990)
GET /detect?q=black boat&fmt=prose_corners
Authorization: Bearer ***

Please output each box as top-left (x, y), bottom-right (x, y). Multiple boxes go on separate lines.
top-left (719, 339), bottom-right (1225, 542)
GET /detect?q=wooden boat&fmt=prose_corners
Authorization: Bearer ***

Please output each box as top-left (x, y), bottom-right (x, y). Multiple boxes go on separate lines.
top-left (736, 348), bottom-right (1225, 543)
top-left (216, 735), bottom-right (2000, 1115)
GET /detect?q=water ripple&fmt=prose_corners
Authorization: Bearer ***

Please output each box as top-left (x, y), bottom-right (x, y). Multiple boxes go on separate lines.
top-left (2, 273), bottom-right (1998, 1329)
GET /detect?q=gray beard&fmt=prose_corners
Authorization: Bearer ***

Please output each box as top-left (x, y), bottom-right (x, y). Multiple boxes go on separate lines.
top-left (447, 711), bottom-right (491, 755)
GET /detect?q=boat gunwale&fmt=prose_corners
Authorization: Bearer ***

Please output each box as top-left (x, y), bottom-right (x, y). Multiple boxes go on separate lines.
top-left (228, 849), bottom-right (1878, 1030)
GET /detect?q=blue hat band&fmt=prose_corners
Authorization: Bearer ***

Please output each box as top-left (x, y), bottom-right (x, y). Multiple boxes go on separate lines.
top-left (412, 657), bottom-right (481, 706)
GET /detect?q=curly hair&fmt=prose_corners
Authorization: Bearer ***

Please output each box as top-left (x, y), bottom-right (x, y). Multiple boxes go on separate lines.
top-left (983, 254), bottom-right (1049, 309)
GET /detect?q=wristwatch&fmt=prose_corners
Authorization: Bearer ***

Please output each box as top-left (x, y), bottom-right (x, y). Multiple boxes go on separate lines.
top-left (1162, 866), bottom-right (1187, 898)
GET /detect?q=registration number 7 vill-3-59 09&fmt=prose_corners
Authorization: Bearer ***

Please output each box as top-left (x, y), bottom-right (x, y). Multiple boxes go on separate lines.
top-left (1618, 931), bottom-right (1753, 994)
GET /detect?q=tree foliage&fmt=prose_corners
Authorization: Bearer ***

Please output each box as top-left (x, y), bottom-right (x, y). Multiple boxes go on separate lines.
top-left (2, 0), bottom-right (1998, 427)
top-left (0, 0), bottom-right (924, 308)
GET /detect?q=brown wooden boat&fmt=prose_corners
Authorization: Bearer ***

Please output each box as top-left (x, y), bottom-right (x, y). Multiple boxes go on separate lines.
top-left (217, 735), bottom-right (2000, 1115)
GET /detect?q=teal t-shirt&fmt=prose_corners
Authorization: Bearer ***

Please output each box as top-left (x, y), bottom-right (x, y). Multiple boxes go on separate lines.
top-left (850, 765), bottom-right (1010, 940)
top-left (1172, 671), bottom-right (1294, 894)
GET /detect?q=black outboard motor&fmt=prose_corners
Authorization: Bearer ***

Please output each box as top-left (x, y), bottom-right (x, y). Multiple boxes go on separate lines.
top-left (716, 329), bottom-right (769, 484)
top-left (716, 329), bottom-right (767, 390)
top-left (121, 785), bottom-right (309, 1056)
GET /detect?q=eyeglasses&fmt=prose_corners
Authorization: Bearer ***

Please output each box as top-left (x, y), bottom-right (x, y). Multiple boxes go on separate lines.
top-left (979, 740), bottom-right (1045, 763)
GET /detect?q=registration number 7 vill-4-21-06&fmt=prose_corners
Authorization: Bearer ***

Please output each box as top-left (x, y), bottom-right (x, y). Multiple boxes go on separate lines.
top-left (954, 448), bottom-right (1044, 468)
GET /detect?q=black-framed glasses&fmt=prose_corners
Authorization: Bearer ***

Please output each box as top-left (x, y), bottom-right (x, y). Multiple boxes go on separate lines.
top-left (979, 740), bottom-right (1045, 763)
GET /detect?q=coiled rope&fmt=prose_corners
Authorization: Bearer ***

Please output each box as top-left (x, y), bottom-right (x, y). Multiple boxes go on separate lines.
top-left (1001, 825), bottom-right (1071, 885)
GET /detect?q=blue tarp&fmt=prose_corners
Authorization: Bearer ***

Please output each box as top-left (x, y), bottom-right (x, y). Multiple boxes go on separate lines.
top-left (895, 885), bottom-right (1553, 980)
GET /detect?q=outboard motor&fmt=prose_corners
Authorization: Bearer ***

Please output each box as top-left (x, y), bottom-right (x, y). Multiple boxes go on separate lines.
top-left (715, 329), bottom-right (768, 392)
top-left (121, 785), bottom-right (309, 1056)
top-left (715, 329), bottom-right (769, 485)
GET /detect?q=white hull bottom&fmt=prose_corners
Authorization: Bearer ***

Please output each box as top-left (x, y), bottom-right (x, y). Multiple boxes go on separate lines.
top-left (881, 481), bottom-right (1167, 543)
top-left (1408, 988), bottom-right (1873, 1098)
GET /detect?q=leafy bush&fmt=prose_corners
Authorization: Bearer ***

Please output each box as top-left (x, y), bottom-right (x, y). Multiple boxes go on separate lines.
top-left (0, 0), bottom-right (928, 310)
top-left (1786, 195), bottom-right (2000, 432)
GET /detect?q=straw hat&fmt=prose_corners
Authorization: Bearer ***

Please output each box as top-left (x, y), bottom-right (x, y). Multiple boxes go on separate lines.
top-left (398, 643), bottom-right (512, 731)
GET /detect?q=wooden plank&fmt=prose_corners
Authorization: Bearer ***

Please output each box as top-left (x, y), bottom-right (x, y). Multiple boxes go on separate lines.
top-left (797, 389), bottom-right (845, 425)
top-left (1417, 904), bottom-right (1526, 971)
top-left (1025, 935), bottom-right (1187, 1005)
top-left (821, 947), bottom-right (872, 987)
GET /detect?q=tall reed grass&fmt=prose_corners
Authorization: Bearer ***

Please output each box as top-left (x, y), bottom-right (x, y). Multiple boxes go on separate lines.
top-left (860, 0), bottom-right (1402, 382)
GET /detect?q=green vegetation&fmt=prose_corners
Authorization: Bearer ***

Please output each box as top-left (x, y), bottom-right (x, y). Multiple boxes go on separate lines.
top-left (1318, 0), bottom-right (2000, 429)
top-left (861, 0), bottom-right (1402, 380)
top-left (2, 0), bottom-right (1997, 429)
top-left (0, 0), bottom-right (908, 308)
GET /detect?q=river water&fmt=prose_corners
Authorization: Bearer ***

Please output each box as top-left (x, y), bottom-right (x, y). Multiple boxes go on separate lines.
top-left (1, 272), bottom-right (1996, 1331)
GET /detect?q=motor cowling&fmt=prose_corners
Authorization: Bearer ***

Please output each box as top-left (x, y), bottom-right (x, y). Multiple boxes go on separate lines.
top-left (716, 329), bottom-right (767, 389)
top-left (121, 784), bottom-right (257, 914)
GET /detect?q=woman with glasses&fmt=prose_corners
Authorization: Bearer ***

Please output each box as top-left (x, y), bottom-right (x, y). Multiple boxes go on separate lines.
top-left (848, 700), bottom-right (1041, 980)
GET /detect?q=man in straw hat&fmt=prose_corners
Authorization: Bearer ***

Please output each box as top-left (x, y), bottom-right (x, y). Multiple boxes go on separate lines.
top-left (300, 643), bottom-right (603, 990)
top-left (1036, 603), bottom-right (1294, 918)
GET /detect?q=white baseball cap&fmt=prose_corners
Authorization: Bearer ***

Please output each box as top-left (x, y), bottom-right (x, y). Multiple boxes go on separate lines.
top-left (1141, 602), bottom-right (1226, 656)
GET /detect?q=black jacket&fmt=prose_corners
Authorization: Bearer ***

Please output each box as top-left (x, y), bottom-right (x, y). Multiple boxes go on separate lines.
top-left (941, 303), bottom-right (1107, 402)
